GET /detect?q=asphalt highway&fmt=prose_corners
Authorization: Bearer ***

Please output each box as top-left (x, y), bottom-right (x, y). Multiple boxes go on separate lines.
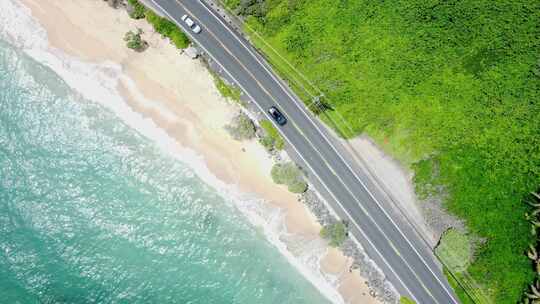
top-left (146, 1), bottom-right (460, 303)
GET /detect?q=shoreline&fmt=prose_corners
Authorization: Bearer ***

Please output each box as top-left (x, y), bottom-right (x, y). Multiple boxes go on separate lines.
top-left (9, 1), bottom-right (381, 303)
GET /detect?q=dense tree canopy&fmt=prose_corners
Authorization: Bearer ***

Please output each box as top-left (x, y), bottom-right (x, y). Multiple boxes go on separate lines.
top-left (229, 0), bottom-right (540, 302)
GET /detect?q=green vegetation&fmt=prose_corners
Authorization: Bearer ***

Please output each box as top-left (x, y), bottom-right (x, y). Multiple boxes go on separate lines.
top-left (225, 112), bottom-right (256, 141)
top-left (320, 221), bottom-right (347, 247)
top-left (444, 268), bottom-right (476, 304)
top-left (145, 10), bottom-right (190, 49)
top-left (212, 74), bottom-right (244, 105)
top-left (126, 0), bottom-right (190, 49)
top-left (270, 162), bottom-right (307, 193)
top-left (399, 296), bottom-right (416, 304)
top-left (231, 0), bottom-right (540, 301)
top-left (222, 0), bottom-right (240, 10)
top-left (127, 0), bottom-right (145, 19)
top-left (435, 228), bottom-right (473, 273)
top-left (259, 119), bottom-right (285, 151)
top-left (412, 158), bottom-right (442, 200)
top-left (124, 29), bottom-right (147, 51)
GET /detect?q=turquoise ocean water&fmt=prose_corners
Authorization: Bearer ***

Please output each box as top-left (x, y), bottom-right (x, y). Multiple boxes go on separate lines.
top-left (0, 38), bottom-right (331, 304)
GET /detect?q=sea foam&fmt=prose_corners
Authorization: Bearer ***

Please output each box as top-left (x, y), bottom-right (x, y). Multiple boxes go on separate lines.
top-left (0, 1), bottom-right (345, 303)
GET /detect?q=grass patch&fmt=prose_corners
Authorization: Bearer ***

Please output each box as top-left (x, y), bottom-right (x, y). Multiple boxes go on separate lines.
top-left (444, 268), bottom-right (479, 304)
top-left (259, 119), bottom-right (285, 151)
top-left (435, 228), bottom-right (473, 273)
top-left (211, 73), bottom-right (244, 105)
top-left (412, 157), bottom-right (442, 200)
top-left (399, 296), bottom-right (416, 304)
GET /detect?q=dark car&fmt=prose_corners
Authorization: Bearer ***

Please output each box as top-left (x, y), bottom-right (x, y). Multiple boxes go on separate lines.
top-left (268, 106), bottom-right (287, 126)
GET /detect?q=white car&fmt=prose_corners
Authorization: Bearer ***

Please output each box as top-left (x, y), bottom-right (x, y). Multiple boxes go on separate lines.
top-left (181, 14), bottom-right (201, 34)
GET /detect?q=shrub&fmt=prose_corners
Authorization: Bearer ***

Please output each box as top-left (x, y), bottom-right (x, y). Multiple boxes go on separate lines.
top-left (260, 119), bottom-right (285, 151)
top-left (225, 112), bottom-right (256, 141)
top-left (236, 0), bottom-right (267, 17)
top-left (271, 162), bottom-right (300, 184)
top-left (320, 222), bottom-right (347, 247)
top-left (127, 0), bottom-right (145, 19)
top-left (288, 180), bottom-right (308, 194)
top-left (168, 30), bottom-right (191, 50)
top-left (124, 28), bottom-right (147, 51)
top-left (270, 162), bottom-right (307, 193)
top-left (258, 136), bottom-right (275, 151)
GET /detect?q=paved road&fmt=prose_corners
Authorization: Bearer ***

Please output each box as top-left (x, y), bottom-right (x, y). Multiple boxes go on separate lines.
top-left (147, 1), bottom-right (460, 303)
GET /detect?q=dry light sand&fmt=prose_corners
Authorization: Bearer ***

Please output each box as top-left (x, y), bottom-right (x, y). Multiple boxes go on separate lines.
top-left (19, 1), bottom-right (383, 303)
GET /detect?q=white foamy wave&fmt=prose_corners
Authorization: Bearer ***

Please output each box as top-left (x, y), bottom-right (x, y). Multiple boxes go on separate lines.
top-left (227, 192), bottom-right (344, 303)
top-left (0, 1), bottom-right (345, 303)
top-left (0, 0), bottom-right (48, 50)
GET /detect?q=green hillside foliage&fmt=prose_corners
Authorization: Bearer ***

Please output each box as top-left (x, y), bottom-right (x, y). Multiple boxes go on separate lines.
top-left (233, 0), bottom-right (540, 302)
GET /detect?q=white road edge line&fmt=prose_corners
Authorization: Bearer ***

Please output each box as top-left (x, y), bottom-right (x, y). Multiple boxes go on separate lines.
top-left (198, 2), bottom-right (458, 302)
top-left (147, 0), bottom-right (420, 302)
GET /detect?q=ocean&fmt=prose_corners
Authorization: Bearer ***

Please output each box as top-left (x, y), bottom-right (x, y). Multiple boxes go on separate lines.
top-left (0, 1), bottom-right (336, 304)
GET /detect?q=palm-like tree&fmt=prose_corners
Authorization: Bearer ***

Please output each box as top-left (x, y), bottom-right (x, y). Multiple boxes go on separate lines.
top-left (528, 244), bottom-right (540, 275)
top-left (525, 279), bottom-right (540, 303)
top-left (527, 192), bottom-right (540, 235)
top-left (524, 191), bottom-right (540, 304)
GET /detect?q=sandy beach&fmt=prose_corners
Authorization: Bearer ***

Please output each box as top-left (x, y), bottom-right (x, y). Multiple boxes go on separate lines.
top-left (17, 0), bottom-right (381, 303)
